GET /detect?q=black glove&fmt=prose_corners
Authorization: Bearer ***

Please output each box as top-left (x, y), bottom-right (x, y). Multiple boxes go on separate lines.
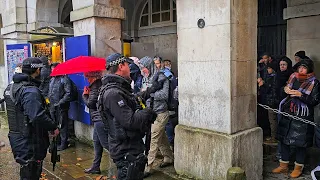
top-left (143, 107), bottom-right (157, 124)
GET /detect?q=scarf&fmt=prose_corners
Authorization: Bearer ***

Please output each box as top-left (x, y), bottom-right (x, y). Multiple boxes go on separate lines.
top-left (279, 72), bottom-right (316, 117)
top-left (287, 72), bottom-right (316, 95)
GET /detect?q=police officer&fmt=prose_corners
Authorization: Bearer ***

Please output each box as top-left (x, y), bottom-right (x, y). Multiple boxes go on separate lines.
top-left (4, 57), bottom-right (59, 180)
top-left (98, 53), bottom-right (158, 180)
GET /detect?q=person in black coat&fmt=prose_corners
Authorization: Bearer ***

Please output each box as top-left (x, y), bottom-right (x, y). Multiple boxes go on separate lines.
top-left (99, 53), bottom-right (158, 180)
top-left (272, 59), bottom-right (320, 178)
top-left (276, 56), bottom-right (293, 104)
top-left (258, 61), bottom-right (278, 141)
top-left (83, 71), bottom-right (109, 174)
top-left (39, 56), bottom-right (51, 97)
top-left (6, 58), bottom-right (59, 179)
top-left (48, 63), bottom-right (72, 151)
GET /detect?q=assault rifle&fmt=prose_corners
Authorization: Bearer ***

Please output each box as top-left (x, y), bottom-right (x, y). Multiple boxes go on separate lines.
top-left (49, 105), bottom-right (61, 171)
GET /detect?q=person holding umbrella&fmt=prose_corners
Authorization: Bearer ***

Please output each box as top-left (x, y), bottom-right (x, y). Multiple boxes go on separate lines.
top-left (83, 71), bottom-right (109, 174)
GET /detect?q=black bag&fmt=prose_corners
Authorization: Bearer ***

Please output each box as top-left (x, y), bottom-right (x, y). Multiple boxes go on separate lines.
top-left (69, 80), bottom-right (78, 102)
top-left (60, 77), bottom-right (78, 102)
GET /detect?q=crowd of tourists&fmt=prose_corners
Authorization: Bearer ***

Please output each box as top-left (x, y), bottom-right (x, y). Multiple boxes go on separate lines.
top-left (257, 50), bottom-right (320, 178)
top-left (0, 54), bottom-right (178, 180)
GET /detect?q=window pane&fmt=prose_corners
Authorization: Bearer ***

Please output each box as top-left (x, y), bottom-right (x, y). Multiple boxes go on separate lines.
top-left (140, 15), bottom-right (149, 27)
top-left (143, 3), bottom-right (149, 14)
top-left (152, 13), bottom-right (160, 23)
top-left (173, 10), bottom-right (176, 22)
top-left (161, 12), bottom-right (170, 21)
top-left (152, 0), bottom-right (160, 13)
top-left (161, 0), bottom-right (170, 11)
top-left (173, 1), bottom-right (176, 9)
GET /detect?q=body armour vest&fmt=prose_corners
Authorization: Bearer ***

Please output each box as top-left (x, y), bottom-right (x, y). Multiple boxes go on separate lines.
top-left (4, 84), bottom-right (28, 134)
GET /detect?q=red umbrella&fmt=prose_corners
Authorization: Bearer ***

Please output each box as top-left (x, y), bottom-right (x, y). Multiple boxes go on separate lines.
top-left (50, 56), bottom-right (106, 76)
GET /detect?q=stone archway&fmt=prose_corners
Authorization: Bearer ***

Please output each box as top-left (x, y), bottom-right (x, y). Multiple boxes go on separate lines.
top-left (36, 0), bottom-right (60, 26)
top-left (26, 0), bottom-right (61, 31)
top-left (59, 0), bottom-right (73, 27)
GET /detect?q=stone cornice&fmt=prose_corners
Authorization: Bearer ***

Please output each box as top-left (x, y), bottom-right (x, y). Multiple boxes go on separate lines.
top-left (70, 4), bottom-right (126, 22)
top-left (1, 24), bottom-right (27, 35)
top-left (284, 2), bottom-right (320, 20)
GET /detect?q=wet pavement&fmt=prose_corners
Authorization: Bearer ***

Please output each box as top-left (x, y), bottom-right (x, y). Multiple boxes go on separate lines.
top-left (0, 113), bottom-right (178, 180)
top-left (0, 112), bottom-right (319, 180)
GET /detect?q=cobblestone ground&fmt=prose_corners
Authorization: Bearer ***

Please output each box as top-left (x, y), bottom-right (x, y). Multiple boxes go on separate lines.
top-left (1, 113), bottom-right (319, 180)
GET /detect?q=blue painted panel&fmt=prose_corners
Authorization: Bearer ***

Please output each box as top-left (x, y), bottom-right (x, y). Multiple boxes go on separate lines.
top-left (65, 35), bottom-right (91, 125)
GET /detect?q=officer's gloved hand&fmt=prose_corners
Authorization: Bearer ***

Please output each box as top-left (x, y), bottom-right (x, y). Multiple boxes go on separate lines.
top-left (143, 107), bottom-right (157, 124)
top-left (136, 80), bottom-right (164, 101)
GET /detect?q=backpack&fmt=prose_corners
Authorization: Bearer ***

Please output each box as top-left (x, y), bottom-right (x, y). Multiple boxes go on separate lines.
top-left (60, 76), bottom-right (78, 102)
top-left (158, 68), bottom-right (178, 112)
top-left (69, 80), bottom-right (78, 102)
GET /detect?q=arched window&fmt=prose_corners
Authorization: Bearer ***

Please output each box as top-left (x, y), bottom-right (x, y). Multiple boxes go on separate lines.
top-left (140, 0), bottom-right (176, 28)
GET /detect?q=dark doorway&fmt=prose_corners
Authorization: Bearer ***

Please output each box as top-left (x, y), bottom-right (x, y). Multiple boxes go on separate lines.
top-left (258, 0), bottom-right (287, 59)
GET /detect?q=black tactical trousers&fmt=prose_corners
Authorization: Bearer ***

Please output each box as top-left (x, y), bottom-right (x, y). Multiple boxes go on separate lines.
top-left (114, 154), bottom-right (147, 180)
top-left (20, 161), bottom-right (42, 180)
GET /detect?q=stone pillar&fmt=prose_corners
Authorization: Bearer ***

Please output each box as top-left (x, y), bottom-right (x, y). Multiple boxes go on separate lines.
top-left (70, 0), bottom-right (125, 140)
top-left (175, 0), bottom-right (263, 179)
top-left (1, 0), bottom-right (29, 91)
top-left (284, 0), bottom-right (320, 68)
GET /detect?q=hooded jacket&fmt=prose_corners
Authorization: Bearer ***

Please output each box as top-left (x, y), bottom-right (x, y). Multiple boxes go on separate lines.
top-left (276, 57), bottom-right (293, 103)
top-left (140, 56), bottom-right (170, 114)
top-left (7, 73), bottom-right (56, 163)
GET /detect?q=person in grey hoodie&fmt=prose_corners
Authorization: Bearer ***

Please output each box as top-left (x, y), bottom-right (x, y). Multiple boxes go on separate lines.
top-left (139, 56), bottom-right (174, 177)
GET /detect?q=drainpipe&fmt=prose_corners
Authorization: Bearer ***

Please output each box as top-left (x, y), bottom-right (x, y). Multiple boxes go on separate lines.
top-left (25, 0), bottom-right (28, 33)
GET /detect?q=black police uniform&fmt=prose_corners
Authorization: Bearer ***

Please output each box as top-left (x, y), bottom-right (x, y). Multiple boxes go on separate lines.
top-left (99, 74), bottom-right (157, 180)
top-left (4, 72), bottom-right (57, 180)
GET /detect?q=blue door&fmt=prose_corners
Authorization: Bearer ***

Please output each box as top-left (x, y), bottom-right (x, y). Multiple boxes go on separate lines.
top-left (65, 35), bottom-right (91, 125)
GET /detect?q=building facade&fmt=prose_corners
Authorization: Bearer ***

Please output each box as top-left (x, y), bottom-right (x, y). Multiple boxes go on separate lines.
top-left (1, 0), bottom-right (320, 179)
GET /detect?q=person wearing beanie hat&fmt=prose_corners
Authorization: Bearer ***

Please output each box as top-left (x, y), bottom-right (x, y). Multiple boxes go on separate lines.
top-left (273, 58), bottom-right (320, 178)
top-left (292, 51), bottom-right (310, 72)
top-left (83, 70), bottom-right (109, 174)
top-left (39, 56), bottom-right (52, 98)
top-left (258, 60), bottom-right (278, 143)
top-left (3, 57), bottom-right (59, 180)
top-left (295, 51), bottom-right (306, 62)
top-left (98, 53), bottom-right (157, 180)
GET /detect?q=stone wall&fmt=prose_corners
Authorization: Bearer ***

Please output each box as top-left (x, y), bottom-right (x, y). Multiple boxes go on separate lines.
top-left (285, 0), bottom-right (320, 70)
top-left (139, 34), bottom-right (178, 74)
top-left (0, 66), bottom-right (6, 98)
